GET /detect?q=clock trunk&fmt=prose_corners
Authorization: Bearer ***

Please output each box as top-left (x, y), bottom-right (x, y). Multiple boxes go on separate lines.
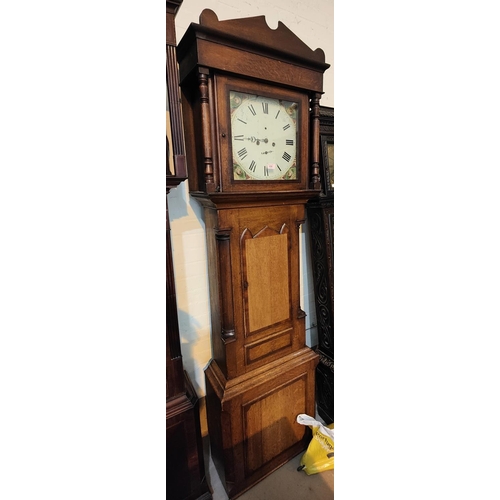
top-left (201, 197), bottom-right (318, 499)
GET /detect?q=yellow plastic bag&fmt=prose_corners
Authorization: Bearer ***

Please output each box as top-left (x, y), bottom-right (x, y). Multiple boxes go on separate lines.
top-left (296, 414), bottom-right (334, 475)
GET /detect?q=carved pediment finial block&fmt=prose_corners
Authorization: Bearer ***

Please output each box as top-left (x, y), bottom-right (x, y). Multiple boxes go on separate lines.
top-left (198, 8), bottom-right (328, 69)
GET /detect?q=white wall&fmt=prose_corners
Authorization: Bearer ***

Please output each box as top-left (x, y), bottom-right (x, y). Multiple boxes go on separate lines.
top-left (170, 0), bottom-right (334, 396)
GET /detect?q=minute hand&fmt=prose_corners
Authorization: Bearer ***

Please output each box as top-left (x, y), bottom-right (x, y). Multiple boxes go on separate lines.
top-left (247, 136), bottom-right (268, 144)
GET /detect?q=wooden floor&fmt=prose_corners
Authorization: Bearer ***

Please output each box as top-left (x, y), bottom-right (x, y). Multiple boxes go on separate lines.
top-left (200, 398), bottom-right (334, 500)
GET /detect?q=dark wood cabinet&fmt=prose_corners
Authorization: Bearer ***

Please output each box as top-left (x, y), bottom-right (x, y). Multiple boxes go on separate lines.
top-left (166, 2), bottom-right (211, 499)
top-left (307, 106), bottom-right (334, 424)
top-left (177, 10), bottom-right (329, 499)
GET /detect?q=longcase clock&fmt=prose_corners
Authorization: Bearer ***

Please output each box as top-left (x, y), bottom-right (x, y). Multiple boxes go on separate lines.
top-left (166, 2), bottom-right (211, 499)
top-left (307, 106), bottom-right (334, 424)
top-left (177, 10), bottom-right (329, 499)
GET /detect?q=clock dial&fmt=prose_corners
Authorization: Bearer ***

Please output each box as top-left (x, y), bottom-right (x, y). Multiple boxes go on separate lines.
top-left (230, 91), bottom-right (298, 181)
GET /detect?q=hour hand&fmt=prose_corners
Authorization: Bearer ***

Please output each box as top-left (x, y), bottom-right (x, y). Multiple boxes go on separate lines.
top-left (249, 136), bottom-right (268, 144)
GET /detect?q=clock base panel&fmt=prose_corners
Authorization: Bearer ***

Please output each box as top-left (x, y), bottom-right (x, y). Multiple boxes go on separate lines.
top-left (205, 347), bottom-right (318, 499)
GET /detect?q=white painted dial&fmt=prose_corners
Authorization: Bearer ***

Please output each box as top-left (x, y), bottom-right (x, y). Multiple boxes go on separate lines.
top-left (230, 92), bottom-right (298, 181)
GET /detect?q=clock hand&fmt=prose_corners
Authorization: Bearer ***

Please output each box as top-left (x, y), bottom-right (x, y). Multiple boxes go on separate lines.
top-left (246, 136), bottom-right (269, 144)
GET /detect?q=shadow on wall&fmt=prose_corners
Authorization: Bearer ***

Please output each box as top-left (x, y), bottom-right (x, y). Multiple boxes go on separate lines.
top-left (167, 180), bottom-right (204, 224)
top-left (176, 308), bottom-right (212, 397)
top-left (167, 181), bottom-right (212, 396)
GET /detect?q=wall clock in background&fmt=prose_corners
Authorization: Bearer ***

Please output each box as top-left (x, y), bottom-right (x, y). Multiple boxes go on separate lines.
top-left (177, 9), bottom-right (329, 499)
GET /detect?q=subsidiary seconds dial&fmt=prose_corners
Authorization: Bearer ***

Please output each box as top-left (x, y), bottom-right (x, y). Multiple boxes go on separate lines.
top-left (230, 91), bottom-right (298, 181)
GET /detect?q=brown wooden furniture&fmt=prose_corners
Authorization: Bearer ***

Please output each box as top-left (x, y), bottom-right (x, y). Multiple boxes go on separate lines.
top-left (166, 2), bottom-right (211, 499)
top-left (307, 106), bottom-right (334, 424)
top-left (177, 10), bottom-right (329, 499)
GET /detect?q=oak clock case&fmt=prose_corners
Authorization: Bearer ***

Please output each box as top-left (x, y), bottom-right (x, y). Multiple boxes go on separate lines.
top-left (177, 9), bottom-right (329, 500)
top-left (166, 2), bottom-right (211, 500)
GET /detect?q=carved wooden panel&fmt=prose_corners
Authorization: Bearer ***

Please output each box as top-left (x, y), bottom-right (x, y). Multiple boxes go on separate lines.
top-left (309, 204), bottom-right (334, 359)
top-left (307, 105), bottom-right (334, 425)
top-left (308, 199), bottom-right (334, 424)
top-left (316, 355), bottom-right (334, 424)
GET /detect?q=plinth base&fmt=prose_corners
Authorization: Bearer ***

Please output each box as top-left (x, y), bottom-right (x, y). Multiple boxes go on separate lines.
top-left (205, 347), bottom-right (318, 499)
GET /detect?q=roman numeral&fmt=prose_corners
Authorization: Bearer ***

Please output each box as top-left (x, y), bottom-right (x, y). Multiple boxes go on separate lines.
top-left (234, 135), bottom-right (244, 141)
top-left (249, 160), bottom-right (256, 172)
top-left (283, 124), bottom-right (290, 131)
top-left (237, 118), bottom-right (247, 124)
top-left (262, 102), bottom-right (268, 114)
top-left (282, 152), bottom-right (291, 162)
top-left (264, 165), bottom-right (269, 176)
top-left (238, 148), bottom-right (248, 160)
top-left (286, 139), bottom-right (294, 146)
top-left (276, 164), bottom-right (282, 171)
top-left (275, 110), bottom-right (280, 119)
top-left (248, 104), bottom-right (256, 116)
